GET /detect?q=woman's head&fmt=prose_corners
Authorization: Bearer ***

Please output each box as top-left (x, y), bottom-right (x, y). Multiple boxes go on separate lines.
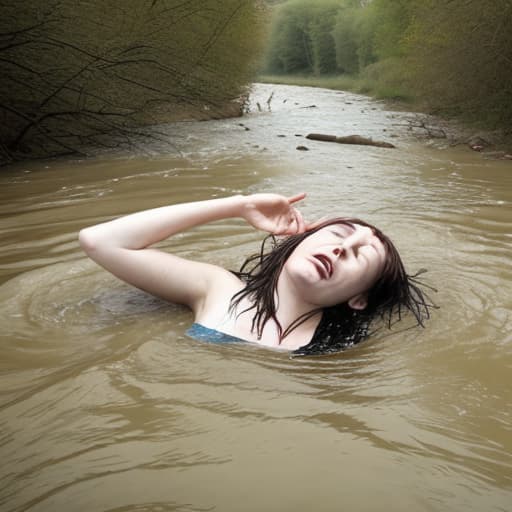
top-left (280, 219), bottom-right (387, 310)
top-left (231, 217), bottom-right (433, 353)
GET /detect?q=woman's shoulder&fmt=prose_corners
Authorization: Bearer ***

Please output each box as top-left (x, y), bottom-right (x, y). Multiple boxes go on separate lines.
top-left (194, 266), bottom-right (244, 321)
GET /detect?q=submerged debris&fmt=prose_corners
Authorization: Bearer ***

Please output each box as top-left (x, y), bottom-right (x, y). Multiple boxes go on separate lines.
top-left (306, 133), bottom-right (396, 149)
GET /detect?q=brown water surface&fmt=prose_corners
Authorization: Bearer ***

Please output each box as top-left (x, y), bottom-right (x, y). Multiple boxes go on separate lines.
top-left (1, 84), bottom-right (511, 511)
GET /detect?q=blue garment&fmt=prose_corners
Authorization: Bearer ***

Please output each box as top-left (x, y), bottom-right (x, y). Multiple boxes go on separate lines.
top-left (186, 323), bottom-right (249, 344)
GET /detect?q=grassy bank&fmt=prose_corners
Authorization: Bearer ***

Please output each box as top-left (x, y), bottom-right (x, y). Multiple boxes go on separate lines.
top-left (258, 74), bottom-right (414, 103)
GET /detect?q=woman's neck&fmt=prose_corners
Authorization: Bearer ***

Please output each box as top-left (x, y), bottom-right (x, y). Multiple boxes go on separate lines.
top-left (273, 274), bottom-right (322, 341)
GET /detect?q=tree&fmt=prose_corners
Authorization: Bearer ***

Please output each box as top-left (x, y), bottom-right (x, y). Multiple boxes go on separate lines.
top-left (0, 0), bottom-right (266, 164)
top-left (333, 6), bottom-right (361, 74)
top-left (405, 0), bottom-right (512, 127)
top-left (262, 0), bottom-right (341, 75)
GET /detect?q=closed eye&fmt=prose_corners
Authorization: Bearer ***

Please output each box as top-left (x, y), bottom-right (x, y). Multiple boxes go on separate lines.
top-left (361, 243), bottom-right (376, 254)
top-left (330, 229), bottom-right (345, 239)
top-left (330, 224), bottom-right (354, 238)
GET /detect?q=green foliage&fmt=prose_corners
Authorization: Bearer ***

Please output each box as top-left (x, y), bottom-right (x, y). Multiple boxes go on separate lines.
top-left (264, 3), bottom-right (312, 74)
top-left (404, 0), bottom-right (512, 128)
top-left (259, 73), bottom-right (364, 92)
top-left (309, 16), bottom-right (337, 74)
top-left (262, 0), bottom-right (512, 131)
top-left (359, 58), bottom-right (413, 101)
top-left (367, 0), bottom-right (414, 60)
top-left (352, 7), bottom-right (377, 70)
top-left (0, 0), bottom-right (266, 162)
top-left (263, 0), bottom-right (341, 75)
top-left (332, 6), bottom-right (361, 74)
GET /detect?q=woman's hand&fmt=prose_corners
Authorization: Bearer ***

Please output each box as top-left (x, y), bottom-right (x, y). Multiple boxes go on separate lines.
top-left (241, 193), bottom-right (309, 235)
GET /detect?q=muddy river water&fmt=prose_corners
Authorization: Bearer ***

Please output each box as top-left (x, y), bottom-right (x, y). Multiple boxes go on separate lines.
top-left (1, 84), bottom-right (511, 511)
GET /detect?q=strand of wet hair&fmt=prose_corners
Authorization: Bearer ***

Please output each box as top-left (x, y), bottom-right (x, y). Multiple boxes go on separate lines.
top-left (230, 234), bottom-right (283, 339)
top-left (231, 233), bottom-right (314, 342)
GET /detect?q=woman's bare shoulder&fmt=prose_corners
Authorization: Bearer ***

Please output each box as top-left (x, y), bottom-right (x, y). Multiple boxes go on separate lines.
top-left (194, 265), bottom-right (245, 322)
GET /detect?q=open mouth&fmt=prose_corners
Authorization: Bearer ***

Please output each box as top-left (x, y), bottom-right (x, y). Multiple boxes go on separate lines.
top-left (313, 254), bottom-right (332, 279)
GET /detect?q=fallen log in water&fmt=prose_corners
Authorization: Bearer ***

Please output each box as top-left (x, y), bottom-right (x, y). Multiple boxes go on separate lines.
top-left (306, 133), bottom-right (396, 149)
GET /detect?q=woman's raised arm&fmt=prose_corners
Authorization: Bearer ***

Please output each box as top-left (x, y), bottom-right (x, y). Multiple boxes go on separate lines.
top-left (78, 193), bottom-right (308, 311)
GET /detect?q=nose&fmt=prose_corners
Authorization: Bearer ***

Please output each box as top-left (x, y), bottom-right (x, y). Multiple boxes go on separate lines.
top-left (333, 228), bottom-right (371, 257)
top-left (333, 244), bottom-right (354, 259)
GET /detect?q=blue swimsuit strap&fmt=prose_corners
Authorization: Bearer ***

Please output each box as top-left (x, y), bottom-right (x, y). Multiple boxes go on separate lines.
top-left (186, 323), bottom-right (248, 344)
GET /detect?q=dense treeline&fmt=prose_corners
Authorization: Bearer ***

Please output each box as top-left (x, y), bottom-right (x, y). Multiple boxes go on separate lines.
top-left (263, 0), bottom-right (512, 130)
top-left (0, 0), bottom-right (265, 163)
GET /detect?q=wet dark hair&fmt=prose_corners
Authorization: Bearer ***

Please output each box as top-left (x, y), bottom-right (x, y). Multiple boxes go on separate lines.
top-left (230, 218), bottom-right (435, 356)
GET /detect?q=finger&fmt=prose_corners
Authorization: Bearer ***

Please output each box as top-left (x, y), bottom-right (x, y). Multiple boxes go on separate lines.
top-left (287, 192), bottom-right (306, 205)
top-left (274, 224), bottom-right (290, 236)
top-left (275, 215), bottom-right (296, 236)
top-left (277, 212), bottom-right (302, 236)
top-left (294, 208), bottom-right (306, 233)
top-left (267, 214), bottom-right (288, 236)
top-left (287, 212), bottom-right (299, 234)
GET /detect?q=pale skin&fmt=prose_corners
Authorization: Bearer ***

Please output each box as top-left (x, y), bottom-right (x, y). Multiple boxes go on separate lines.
top-left (79, 193), bottom-right (387, 351)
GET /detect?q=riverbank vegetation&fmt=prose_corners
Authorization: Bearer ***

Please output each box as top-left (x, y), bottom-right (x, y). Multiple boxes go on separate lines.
top-left (260, 0), bottom-right (512, 135)
top-left (0, 1), bottom-right (266, 164)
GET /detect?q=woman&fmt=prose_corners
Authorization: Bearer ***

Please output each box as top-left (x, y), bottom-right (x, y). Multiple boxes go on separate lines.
top-left (79, 192), bottom-right (432, 355)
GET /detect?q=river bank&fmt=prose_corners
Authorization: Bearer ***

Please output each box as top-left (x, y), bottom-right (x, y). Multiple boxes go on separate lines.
top-left (0, 95), bottom-right (248, 169)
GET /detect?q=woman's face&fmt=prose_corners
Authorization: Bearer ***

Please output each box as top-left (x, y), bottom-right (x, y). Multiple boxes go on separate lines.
top-left (282, 222), bottom-right (387, 309)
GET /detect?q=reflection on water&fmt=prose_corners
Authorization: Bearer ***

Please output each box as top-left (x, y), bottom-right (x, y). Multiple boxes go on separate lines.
top-left (0, 84), bottom-right (511, 511)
